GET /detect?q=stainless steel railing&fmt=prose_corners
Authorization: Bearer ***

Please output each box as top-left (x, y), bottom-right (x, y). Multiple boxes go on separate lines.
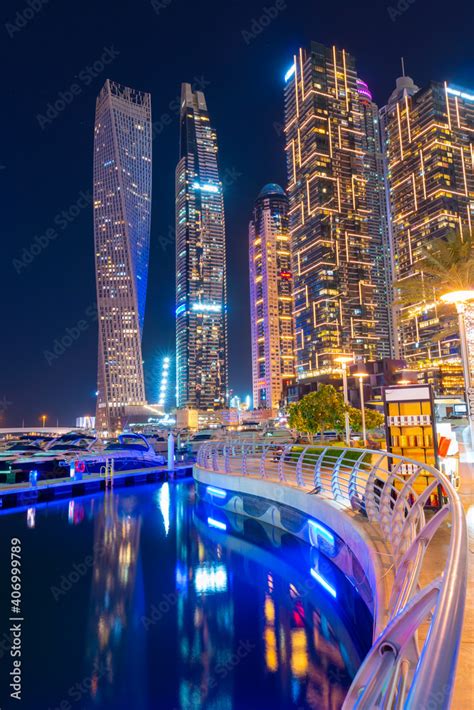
top-left (196, 440), bottom-right (467, 709)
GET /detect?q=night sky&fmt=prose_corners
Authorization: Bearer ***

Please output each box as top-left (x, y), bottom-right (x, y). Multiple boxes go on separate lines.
top-left (2, 0), bottom-right (472, 426)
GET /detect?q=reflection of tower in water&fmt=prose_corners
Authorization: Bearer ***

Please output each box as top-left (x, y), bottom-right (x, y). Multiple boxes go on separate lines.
top-left (262, 574), bottom-right (352, 708)
top-left (175, 486), bottom-right (234, 710)
top-left (84, 491), bottom-right (144, 707)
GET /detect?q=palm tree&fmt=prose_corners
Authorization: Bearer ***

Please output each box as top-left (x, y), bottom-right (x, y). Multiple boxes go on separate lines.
top-left (394, 228), bottom-right (474, 340)
top-left (394, 229), bottom-right (474, 438)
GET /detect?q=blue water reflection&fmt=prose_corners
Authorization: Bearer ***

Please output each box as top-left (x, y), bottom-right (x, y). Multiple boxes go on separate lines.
top-left (0, 482), bottom-right (372, 709)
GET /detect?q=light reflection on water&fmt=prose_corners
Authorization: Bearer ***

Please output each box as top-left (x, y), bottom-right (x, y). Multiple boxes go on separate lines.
top-left (0, 482), bottom-right (372, 709)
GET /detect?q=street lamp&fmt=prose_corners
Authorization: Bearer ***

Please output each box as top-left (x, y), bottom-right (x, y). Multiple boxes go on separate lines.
top-left (335, 355), bottom-right (353, 446)
top-left (353, 371), bottom-right (369, 446)
top-left (41, 414), bottom-right (47, 430)
top-left (440, 289), bottom-right (474, 439)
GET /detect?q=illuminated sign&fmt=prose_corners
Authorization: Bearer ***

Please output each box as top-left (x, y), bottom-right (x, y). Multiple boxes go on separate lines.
top-left (194, 564), bottom-right (228, 594)
top-left (206, 485), bottom-right (227, 499)
top-left (192, 303), bottom-right (222, 313)
top-left (280, 269), bottom-right (292, 280)
top-left (447, 87), bottom-right (474, 102)
top-left (310, 569), bottom-right (337, 598)
top-left (285, 64), bottom-right (296, 82)
top-left (192, 182), bottom-right (220, 193)
top-left (207, 516), bottom-right (227, 531)
top-left (308, 519), bottom-right (335, 546)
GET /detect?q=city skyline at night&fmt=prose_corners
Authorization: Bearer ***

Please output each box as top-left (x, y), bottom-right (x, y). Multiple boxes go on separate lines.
top-left (1, 0), bottom-right (472, 424)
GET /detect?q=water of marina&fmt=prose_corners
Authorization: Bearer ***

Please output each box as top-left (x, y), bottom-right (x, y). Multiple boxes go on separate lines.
top-left (0, 482), bottom-right (372, 709)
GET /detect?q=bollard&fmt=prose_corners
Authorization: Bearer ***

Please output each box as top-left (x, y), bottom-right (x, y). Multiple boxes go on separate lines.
top-left (168, 431), bottom-right (175, 472)
top-left (29, 470), bottom-right (38, 487)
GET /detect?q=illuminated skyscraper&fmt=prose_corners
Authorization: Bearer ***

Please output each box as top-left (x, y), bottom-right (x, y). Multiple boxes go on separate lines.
top-left (94, 80), bottom-right (152, 433)
top-left (381, 77), bottom-right (474, 393)
top-left (284, 42), bottom-right (390, 386)
top-left (176, 83), bottom-right (228, 409)
top-left (357, 79), bottom-right (392, 359)
top-left (249, 184), bottom-right (295, 410)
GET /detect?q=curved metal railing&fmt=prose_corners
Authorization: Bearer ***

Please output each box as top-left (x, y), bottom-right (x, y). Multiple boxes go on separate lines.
top-left (196, 440), bottom-right (467, 709)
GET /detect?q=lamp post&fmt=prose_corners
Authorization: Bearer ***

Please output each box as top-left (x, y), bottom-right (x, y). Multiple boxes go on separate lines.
top-left (353, 371), bottom-right (369, 446)
top-left (41, 414), bottom-right (47, 430)
top-left (440, 289), bottom-right (474, 441)
top-left (335, 355), bottom-right (353, 446)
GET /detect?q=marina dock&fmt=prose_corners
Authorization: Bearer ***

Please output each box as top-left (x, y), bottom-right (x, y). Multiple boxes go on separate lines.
top-left (0, 463), bottom-right (193, 510)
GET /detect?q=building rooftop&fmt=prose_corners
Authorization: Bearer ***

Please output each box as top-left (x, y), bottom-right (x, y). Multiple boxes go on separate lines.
top-left (257, 183), bottom-right (286, 199)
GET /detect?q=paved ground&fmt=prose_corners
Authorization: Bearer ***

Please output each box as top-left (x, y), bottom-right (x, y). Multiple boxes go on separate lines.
top-left (452, 427), bottom-right (474, 709)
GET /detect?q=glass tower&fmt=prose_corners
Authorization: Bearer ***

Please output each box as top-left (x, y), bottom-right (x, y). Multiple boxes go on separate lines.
top-left (249, 184), bottom-right (295, 411)
top-left (357, 79), bottom-right (392, 359)
top-left (284, 42), bottom-right (390, 386)
top-left (381, 77), bottom-right (474, 394)
top-left (176, 83), bottom-right (228, 410)
top-left (94, 80), bottom-right (152, 434)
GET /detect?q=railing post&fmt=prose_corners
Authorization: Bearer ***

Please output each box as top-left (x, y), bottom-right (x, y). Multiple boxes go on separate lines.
top-left (296, 446), bottom-right (308, 487)
top-left (314, 447), bottom-right (328, 492)
top-left (259, 444), bottom-right (267, 478)
top-left (211, 445), bottom-right (218, 472)
top-left (223, 444), bottom-right (230, 474)
top-left (364, 453), bottom-right (385, 523)
top-left (278, 444), bottom-right (292, 482)
top-left (348, 450), bottom-right (369, 512)
top-left (330, 450), bottom-right (348, 501)
top-left (242, 445), bottom-right (248, 476)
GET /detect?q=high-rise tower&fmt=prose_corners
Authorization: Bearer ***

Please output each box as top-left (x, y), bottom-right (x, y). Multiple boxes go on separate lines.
top-left (93, 80), bottom-right (152, 434)
top-left (175, 83), bottom-right (228, 410)
top-left (381, 77), bottom-right (474, 394)
top-left (357, 79), bottom-right (392, 359)
top-left (249, 184), bottom-right (295, 411)
top-left (284, 42), bottom-right (390, 386)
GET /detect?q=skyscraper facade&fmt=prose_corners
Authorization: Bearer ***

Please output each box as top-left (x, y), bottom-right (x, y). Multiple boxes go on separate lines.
top-left (284, 42), bottom-right (390, 385)
top-left (357, 79), bottom-right (392, 359)
top-left (381, 78), bottom-right (474, 393)
top-left (176, 83), bottom-right (228, 410)
top-left (94, 80), bottom-right (152, 434)
top-left (249, 184), bottom-right (295, 411)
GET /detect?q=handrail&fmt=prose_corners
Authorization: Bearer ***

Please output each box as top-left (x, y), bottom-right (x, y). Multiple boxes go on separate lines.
top-left (196, 440), bottom-right (467, 709)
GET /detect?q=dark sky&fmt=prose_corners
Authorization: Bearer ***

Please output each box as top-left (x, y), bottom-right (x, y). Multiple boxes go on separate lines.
top-left (1, 0), bottom-right (472, 426)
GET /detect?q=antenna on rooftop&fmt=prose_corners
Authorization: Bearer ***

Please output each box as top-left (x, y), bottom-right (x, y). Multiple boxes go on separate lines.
top-left (401, 57), bottom-right (406, 77)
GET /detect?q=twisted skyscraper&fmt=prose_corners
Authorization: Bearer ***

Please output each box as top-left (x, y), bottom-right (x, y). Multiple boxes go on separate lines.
top-left (175, 83), bottom-right (228, 409)
top-left (93, 80), bottom-right (152, 434)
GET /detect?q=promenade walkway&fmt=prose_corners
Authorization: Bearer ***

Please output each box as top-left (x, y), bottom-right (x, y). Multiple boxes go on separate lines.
top-left (451, 428), bottom-right (474, 708)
